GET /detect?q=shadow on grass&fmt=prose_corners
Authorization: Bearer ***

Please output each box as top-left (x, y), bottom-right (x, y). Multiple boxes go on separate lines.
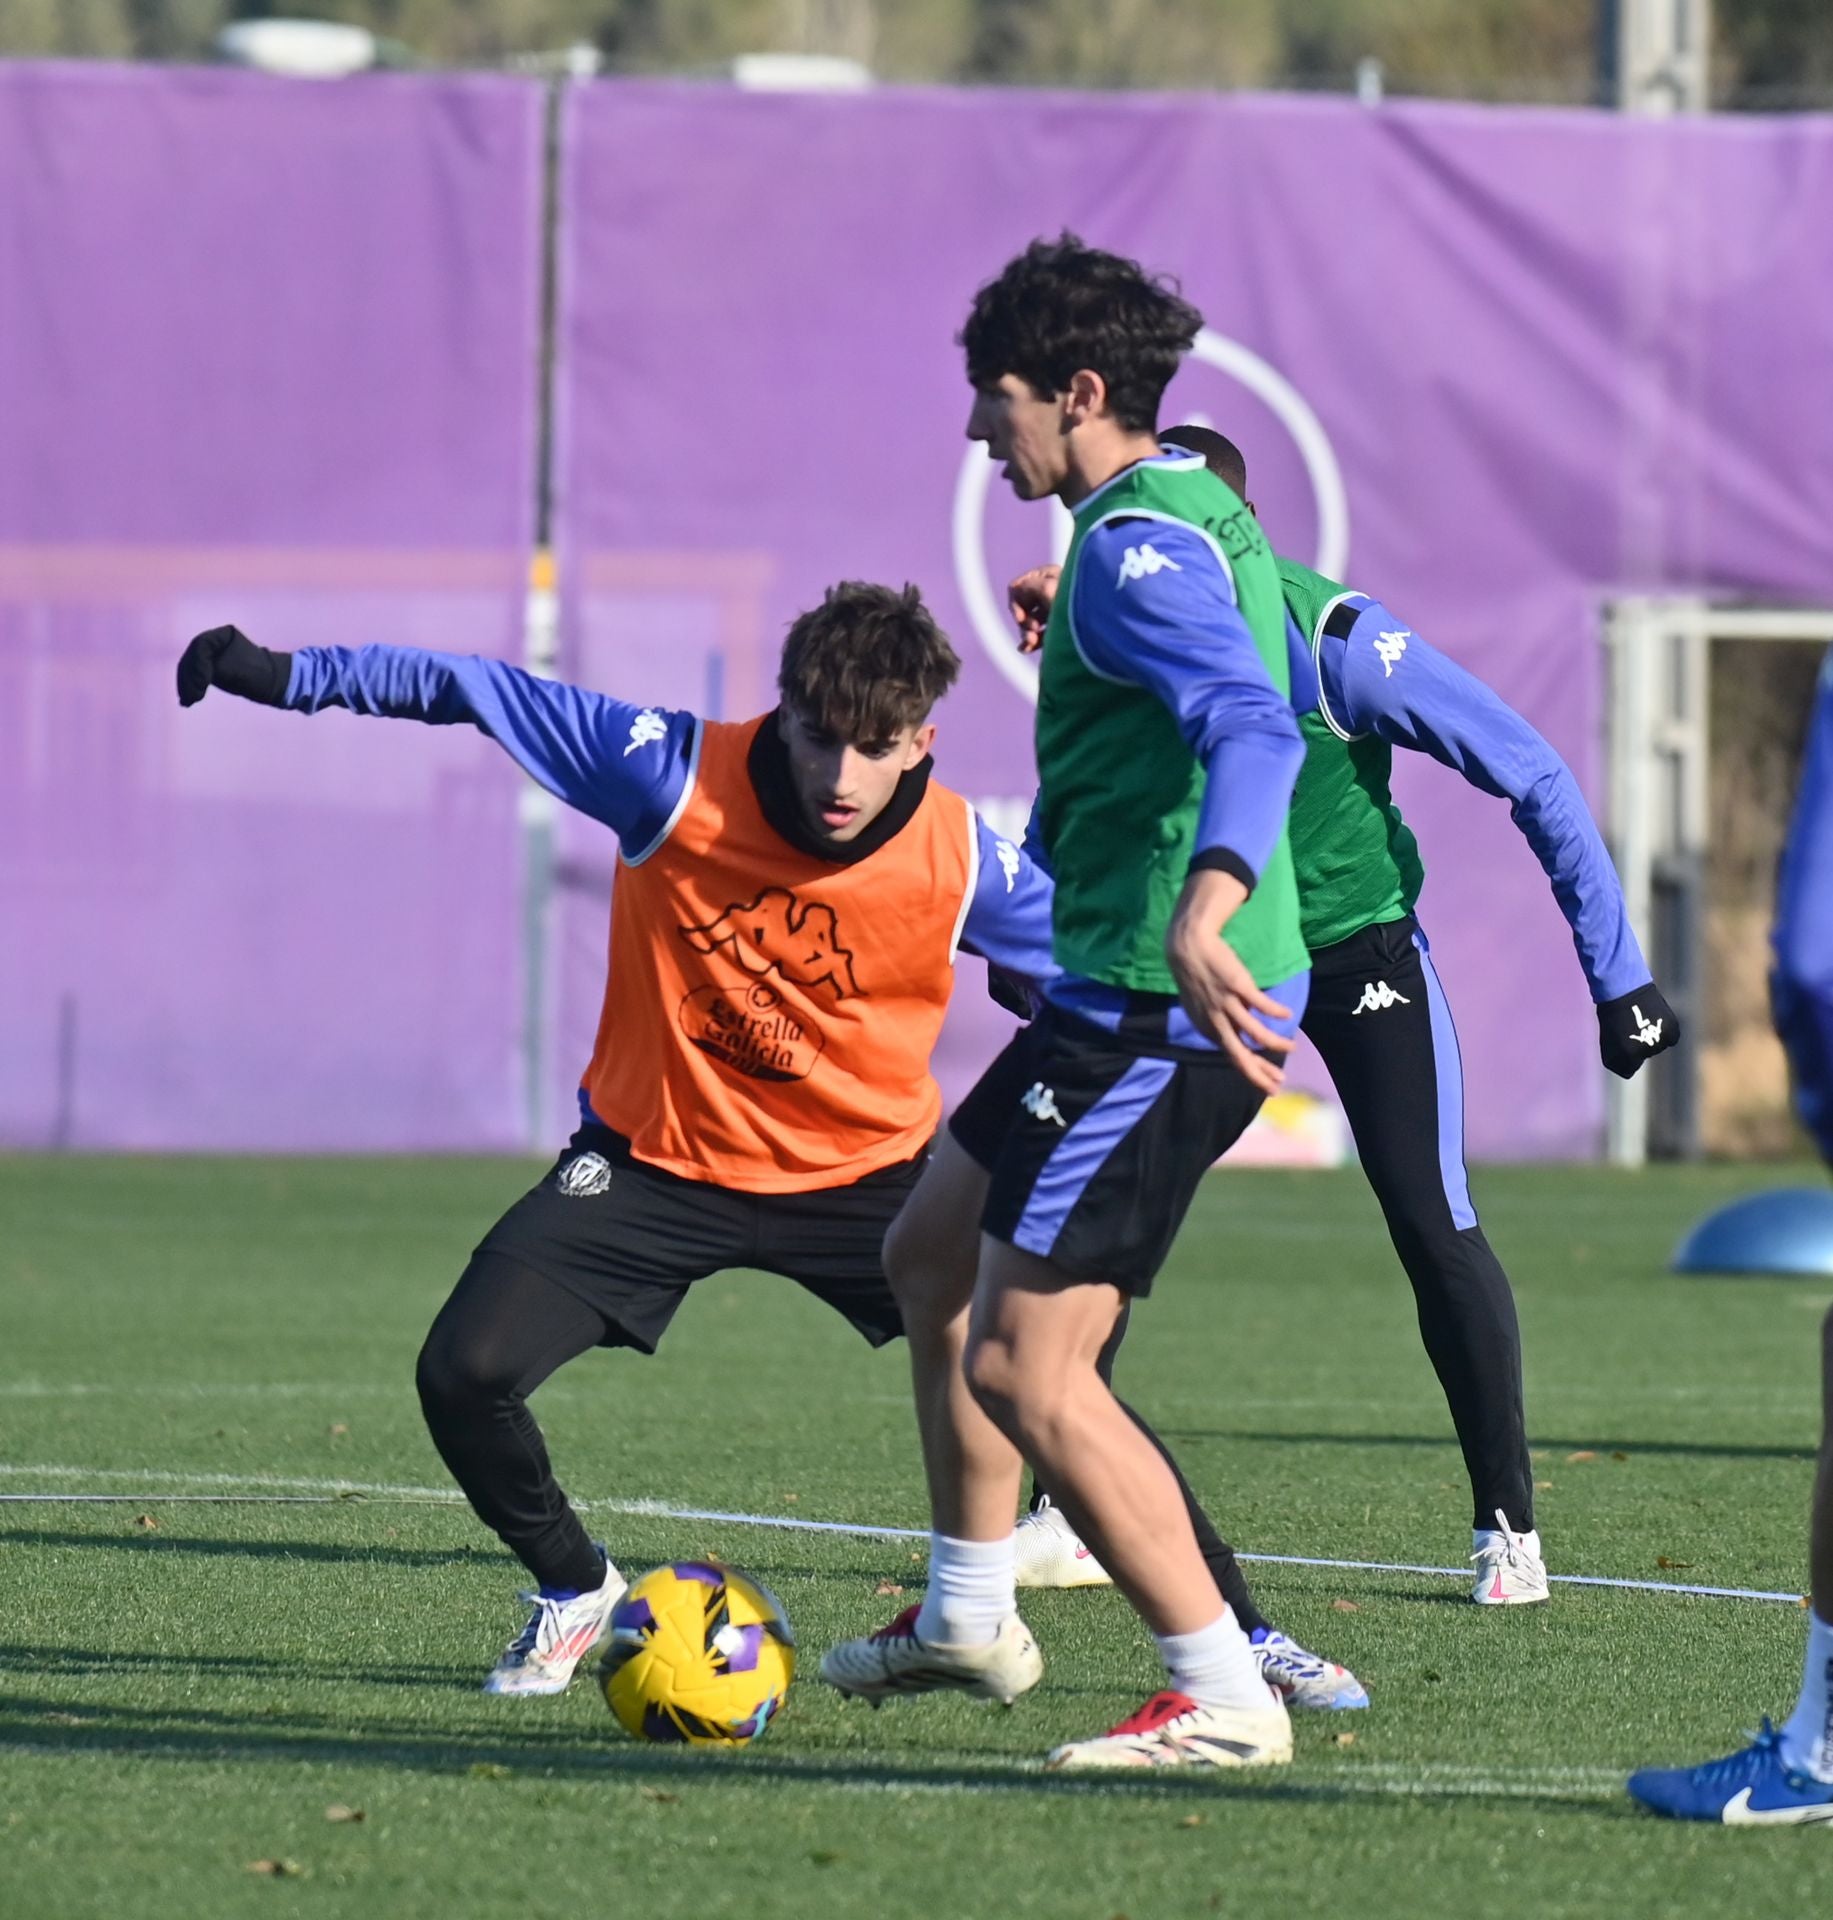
top-left (1158, 1429), bottom-right (1814, 1463)
top-left (0, 1527), bottom-right (479, 1570)
top-left (0, 1691), bottom-right (1619, 1817)
top-left (0, 1643), bottom-right (477, 1693)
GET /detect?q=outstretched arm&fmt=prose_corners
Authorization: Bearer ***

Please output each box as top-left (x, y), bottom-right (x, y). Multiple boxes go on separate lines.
top-left (176, 625), bottom-right (695, 852)
top-left (1318, 599), bottom-right (1678, 1077)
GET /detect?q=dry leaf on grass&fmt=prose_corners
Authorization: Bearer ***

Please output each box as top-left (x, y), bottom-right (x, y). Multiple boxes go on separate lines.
top-left (1566, 1450), bottom-right (1598, 1463)
top-left (1177, 1814), bottom-right (1205, 1829)
top-left (639, 1787), bottom-right (678, 1804)
top-left (873, 1582), bottom-right (904, 1596)
top-left (1332, 1730), bottom-right (1357, 1748)
top-left (323, 1805), bottom-right (364, 1824)
top-left (245, 1859), bottom-right (308, 1878)
top-left (1655, 1556), bottom-right (1695, 1571)
top-left (1612, 1451), bottom-right (1630, 1462)
top-left (134, 1514), bottom-right (159, 1530)
top-left (328, 1423), bottom-right (349, 1438)
top-left (467, 1762), bottom-right (512, 1780)
top-left (1329, 1598), bottom-right (1360, 1612)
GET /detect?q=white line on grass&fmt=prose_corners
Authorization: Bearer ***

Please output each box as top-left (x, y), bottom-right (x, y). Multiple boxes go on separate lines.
top-left (0, 1716), bottom-right (1619, 1803)
top-left (0, 1463), bottom-right (1808, 1606)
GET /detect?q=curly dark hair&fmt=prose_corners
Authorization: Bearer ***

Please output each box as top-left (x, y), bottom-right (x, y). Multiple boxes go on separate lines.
top-left (777, 581), bottom-right (961, 743)
top-left (959, 234), bottom-right (1202, 434)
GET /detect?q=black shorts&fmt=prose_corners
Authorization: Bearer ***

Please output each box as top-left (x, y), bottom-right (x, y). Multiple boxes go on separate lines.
top-left (949, 1005), bottom-right (1265, 1296)
top-left (471, 1126), bottom-right (919, 1353)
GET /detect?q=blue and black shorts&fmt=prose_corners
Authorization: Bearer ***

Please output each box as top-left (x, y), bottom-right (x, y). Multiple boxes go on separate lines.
top-left (949, 1003), bottom-right (1265, 1296)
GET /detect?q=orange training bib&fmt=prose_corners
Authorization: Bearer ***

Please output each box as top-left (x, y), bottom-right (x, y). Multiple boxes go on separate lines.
top-left (580, 716), bottom-right (979, 1193)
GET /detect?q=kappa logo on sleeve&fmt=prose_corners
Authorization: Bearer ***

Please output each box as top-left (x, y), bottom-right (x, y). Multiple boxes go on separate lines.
top-left (995, 841), bottom-right (1021, 892)
top-left (1116, 544), bottom-right (1182, 588)
top-left (1373, 630), bottom-right (1410, 676)
top-left (625, 709), bottom-right (668, 755)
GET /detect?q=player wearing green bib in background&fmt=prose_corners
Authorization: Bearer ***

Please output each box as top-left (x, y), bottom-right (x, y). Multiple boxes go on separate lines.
top-left (1010, 422), bottom-right (1681, 1608)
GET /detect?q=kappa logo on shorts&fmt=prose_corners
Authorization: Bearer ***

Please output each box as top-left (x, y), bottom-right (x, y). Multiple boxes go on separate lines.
top-left (556, 1151), bottom-right (613, 1198)
top-left (1352, 980), bottom-right (1411, 1015)
top-left (1021, 1082), bottom-right (1067, 1127)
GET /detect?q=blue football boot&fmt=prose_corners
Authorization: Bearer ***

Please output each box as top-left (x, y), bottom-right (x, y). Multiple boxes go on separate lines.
top-left (1627, 1721), bottom-right (1833, 1825)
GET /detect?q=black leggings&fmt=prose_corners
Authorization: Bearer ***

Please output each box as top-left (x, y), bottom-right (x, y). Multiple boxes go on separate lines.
top-left (416, 1255), bottom-right (614, 1594)
top-left (1032, 914), bottom-right (1534, 1619)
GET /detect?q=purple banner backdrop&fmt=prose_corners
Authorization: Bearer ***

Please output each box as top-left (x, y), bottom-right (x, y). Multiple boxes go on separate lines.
top-left (0, 65), bottom-right (544, 1148)
top-left (558, 84), bottom-right (1833, 1159)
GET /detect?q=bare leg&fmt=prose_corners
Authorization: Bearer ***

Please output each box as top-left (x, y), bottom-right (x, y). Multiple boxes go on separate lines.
top-left (964, 1239), bottom-right (1223, 1635)
top-left (882, 1135), bottom-right (1027, 1541)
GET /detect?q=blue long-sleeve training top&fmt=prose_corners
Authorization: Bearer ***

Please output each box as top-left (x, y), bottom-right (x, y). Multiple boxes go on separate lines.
top-left (282, 644), bottom-right (1056, 983)
top-left (1773, 646), bottom-right (1833, 1165)
top-left (1287, 593), bottom-right (1650, 1004)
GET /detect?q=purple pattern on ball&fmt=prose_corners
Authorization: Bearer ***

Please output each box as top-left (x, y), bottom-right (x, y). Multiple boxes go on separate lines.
top-left (670, 1561), bottom-right (726, 1587)
top-left (614, 1596), bottom-right (655, 1631)
top-left (720, 1624), bottom-right (764, 1673)
top-left (640, 1703), bottom-right (690, 1744)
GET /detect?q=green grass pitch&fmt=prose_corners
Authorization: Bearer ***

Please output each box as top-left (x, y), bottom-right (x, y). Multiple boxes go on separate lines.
top-left (2, 1153), bottom-right (1829, 1917)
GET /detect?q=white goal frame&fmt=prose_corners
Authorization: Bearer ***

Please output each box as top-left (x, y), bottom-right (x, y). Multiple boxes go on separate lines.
top-left (1603, 597), bottom-right (1833, 1166)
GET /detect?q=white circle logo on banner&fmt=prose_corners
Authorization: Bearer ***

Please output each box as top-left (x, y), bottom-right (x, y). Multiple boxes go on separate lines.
top-left (951, 327), bottom-right (1349, 705)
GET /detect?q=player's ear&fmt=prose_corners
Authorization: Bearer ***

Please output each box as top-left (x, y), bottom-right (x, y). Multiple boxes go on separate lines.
top-left (908, 721), bottom-right (937, 766)
top-left (1063, 368), bottom-right (1106, 426)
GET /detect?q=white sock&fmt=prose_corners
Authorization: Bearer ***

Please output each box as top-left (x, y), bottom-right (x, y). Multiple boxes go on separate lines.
top-left (914, 1532), bottom-right (1014, 1648)
top-left (1155, 1612), bottom-right (1270, 1713)
top-left (1780, 1610), bottom-right (1833, 1782)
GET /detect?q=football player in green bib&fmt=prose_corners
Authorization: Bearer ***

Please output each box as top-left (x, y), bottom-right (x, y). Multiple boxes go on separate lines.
top-left (824, 238), bottom-right (1317, 1770)
top-left (1007, 423), bottom-right (1680, 1607)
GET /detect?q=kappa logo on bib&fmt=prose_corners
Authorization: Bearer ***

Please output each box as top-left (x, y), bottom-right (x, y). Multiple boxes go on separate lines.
top-left (556, 1151), bottom-right (613, 1198)
top-left (680, 887), bottom-right (864, 1001)
top-left (676, 887), bottom-right (862, 1083)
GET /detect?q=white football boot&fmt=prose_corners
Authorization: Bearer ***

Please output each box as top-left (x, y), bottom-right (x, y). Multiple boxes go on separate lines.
top-left (1250, 1628), bottom-right (1370, 1710)
top-left (1046, 1687), bottom-right (1293, 1772)
top-left (1013, 1500), bottom-right (1113, 1589)
top-left (819, 1604), bottom-right (1043, 1706)
top-left (1470, 1509), bottom-right (1550, 1606)
top-left (483, 1548), bottom-right (627, 1696)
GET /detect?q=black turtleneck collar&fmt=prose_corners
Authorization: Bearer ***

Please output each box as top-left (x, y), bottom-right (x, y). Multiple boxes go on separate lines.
top-left (747, 709), bottom-right (934, 866)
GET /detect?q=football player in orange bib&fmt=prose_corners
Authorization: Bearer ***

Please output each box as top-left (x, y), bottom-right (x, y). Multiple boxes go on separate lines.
top-left (176, 582), bottom-right (1056, 1694)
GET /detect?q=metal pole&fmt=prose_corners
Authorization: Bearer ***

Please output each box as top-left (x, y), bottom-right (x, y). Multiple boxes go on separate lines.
top-left (1609, 0), bottom-right (1712, 114)
top-left (520, 74), bottom-right (569, 1151)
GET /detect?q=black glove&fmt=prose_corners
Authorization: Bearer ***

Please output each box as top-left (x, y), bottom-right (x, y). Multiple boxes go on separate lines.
top-left (176, 625), bottom-right (292, 709)
top-left (1597, 982), bottom-right (1680, 1078)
